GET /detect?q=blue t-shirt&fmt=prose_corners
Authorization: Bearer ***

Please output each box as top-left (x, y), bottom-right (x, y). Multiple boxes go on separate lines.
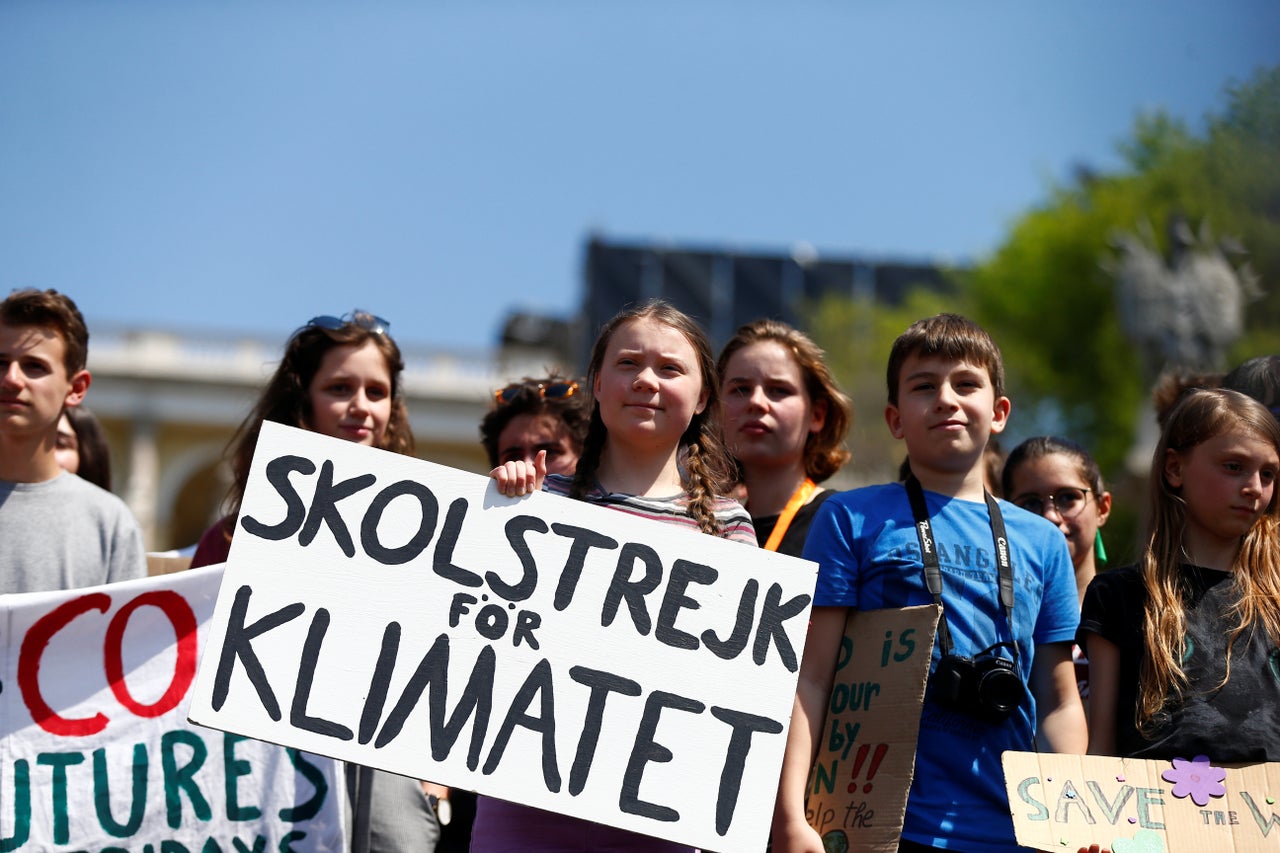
top-left (803, 482), bottom-right (1078, 853)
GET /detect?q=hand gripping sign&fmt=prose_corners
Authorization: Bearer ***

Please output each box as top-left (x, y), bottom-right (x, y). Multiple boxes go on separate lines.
top-left (188, 422), bottom-right (818, 853)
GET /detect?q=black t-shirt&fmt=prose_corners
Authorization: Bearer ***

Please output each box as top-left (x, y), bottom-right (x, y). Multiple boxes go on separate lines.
top-left (1078, 563), bottom-right (1280, 762)
top-left (751, 489), bottom-right (833, 557)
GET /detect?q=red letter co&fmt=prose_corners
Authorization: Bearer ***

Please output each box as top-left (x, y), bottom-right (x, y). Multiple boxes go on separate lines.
top-left (18, 590), bottom-right (198, 736)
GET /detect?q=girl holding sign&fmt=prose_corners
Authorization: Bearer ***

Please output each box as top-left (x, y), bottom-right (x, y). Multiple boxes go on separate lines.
top-left (1078, 388), bottom-right (1280, 763)
top-left (486, 298), bottom-right (755, 851)
top-left (188, 311), bottom-right (442, 853)
top-left (717, 318), bottom-right (852, 557)
top-left (191, 311), bottom-right (412, 567)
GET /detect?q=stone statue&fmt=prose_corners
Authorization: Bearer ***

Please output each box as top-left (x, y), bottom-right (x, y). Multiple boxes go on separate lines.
top-left (1107, 214), bottom-right (1262, 380)
top-left (1107, 214), bottom-right (1263, 473)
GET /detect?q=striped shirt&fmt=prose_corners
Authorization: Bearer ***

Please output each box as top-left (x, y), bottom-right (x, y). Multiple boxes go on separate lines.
top-left (543, 473), bottom-right (757, 546)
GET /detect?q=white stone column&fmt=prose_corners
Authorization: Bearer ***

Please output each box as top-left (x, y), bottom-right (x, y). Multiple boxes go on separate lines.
top-left (125, 419), bottom-right (160, 550)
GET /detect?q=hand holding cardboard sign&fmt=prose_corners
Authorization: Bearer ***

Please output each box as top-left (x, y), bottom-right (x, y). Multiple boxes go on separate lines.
top-left (770, 815), bottom-right (825, 853)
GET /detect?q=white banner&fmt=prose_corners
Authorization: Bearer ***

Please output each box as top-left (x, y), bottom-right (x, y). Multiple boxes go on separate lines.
top-left (189, 422), bottom-right (818, 852)
top-left (0, 564), bottom-right (346, 852)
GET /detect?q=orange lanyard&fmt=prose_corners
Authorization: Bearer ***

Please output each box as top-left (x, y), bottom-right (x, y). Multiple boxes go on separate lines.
top-left (763, 478), bottom-right (817, 552)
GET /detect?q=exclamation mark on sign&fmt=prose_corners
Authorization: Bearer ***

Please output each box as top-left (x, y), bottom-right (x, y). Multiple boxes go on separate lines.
top-left (846, 743), bottom-right (888, 794)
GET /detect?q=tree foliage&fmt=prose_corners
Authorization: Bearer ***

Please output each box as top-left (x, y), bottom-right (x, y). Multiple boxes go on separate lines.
top-left (967, 64), bottom-right (1280, 478)
top-left (805, 65), bottom-right (1279, 560)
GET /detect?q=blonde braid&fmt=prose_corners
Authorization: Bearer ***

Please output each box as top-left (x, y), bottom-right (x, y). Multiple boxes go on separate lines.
top-left (682, 438), bottom-right (722, 536)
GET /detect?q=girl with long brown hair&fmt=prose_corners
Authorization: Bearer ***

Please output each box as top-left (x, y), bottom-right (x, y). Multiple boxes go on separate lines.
top-left (190, 311), bottom-right (411, 566)
top-left (189, 311), bottom-right (438, 853)
top-left (1079, 388), bottom-right (1280, 761)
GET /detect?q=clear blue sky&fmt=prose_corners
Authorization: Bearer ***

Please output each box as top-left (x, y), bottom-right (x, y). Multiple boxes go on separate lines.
top-left (2, 1), bottom-right (1276, 352)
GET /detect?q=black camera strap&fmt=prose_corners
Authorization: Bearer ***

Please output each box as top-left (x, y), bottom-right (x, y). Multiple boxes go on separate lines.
top-left (905, 475), bottom-right (1017, 663)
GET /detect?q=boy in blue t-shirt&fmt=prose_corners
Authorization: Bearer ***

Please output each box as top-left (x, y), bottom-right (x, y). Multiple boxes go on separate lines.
top-left (771, 314), bottom-right (1085, 853)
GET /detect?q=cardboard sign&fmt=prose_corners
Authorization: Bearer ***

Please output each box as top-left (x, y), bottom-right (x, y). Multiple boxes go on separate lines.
top-left (805, 605), bottom-right (940, 852)
top-left (147, 552), bottom-right (194, 575)
top-left (1003, 751), bottom-right (1280, 853)
top-left (0, 565), bottom-right (346, 852)
top-left (188, 422), bottom-right (818, 852)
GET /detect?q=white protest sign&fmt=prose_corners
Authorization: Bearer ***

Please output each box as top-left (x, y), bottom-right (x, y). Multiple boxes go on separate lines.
top-left (188, 422), bottom-right (818, 852)
top-left (0, 565), bottom-right (346, 852)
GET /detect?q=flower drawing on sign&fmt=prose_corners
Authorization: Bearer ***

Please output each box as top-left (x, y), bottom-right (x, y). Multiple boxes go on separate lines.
top-left (1159, 755), bottom-right (1226, 807)
top-left (1110, 828), bottom-right (1165, 853)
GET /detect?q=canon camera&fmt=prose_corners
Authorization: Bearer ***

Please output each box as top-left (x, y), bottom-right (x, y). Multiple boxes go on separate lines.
top-left (930, 642), bottom-right (1025, 723)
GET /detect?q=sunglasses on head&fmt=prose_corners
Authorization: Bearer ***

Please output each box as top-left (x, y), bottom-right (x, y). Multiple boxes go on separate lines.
top-left (494, 380), bottom-right (580, 405)
top-left (306, 312), bottom-right (391, 336)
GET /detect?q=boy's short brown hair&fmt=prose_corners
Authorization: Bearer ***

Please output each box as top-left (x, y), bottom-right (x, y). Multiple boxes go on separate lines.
top-left (886, 313), bottom-right (1004, 406)
top-left (0, 288), bottom-right (89, 375)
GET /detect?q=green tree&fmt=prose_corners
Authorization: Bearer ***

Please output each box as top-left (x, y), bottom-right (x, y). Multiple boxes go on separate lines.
top-left (807, 66), bottom-right (1279, 562)
top-left (968, 64), bottom-right (1280, 474)
top-left (962, 65), bottom-right (1280, 562)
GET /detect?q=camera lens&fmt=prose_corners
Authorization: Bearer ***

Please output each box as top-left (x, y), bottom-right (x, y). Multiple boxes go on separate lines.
top-left (977, 666), bottom-right (1023, 716)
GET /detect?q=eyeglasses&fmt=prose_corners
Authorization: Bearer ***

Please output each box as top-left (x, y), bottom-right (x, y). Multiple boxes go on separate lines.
top-left (494, 380), bottom-right (580, 405)
top-left (306, 312), bottom-right (391, 336)
top-left (1014, 487), bottom-right (1093, 519)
